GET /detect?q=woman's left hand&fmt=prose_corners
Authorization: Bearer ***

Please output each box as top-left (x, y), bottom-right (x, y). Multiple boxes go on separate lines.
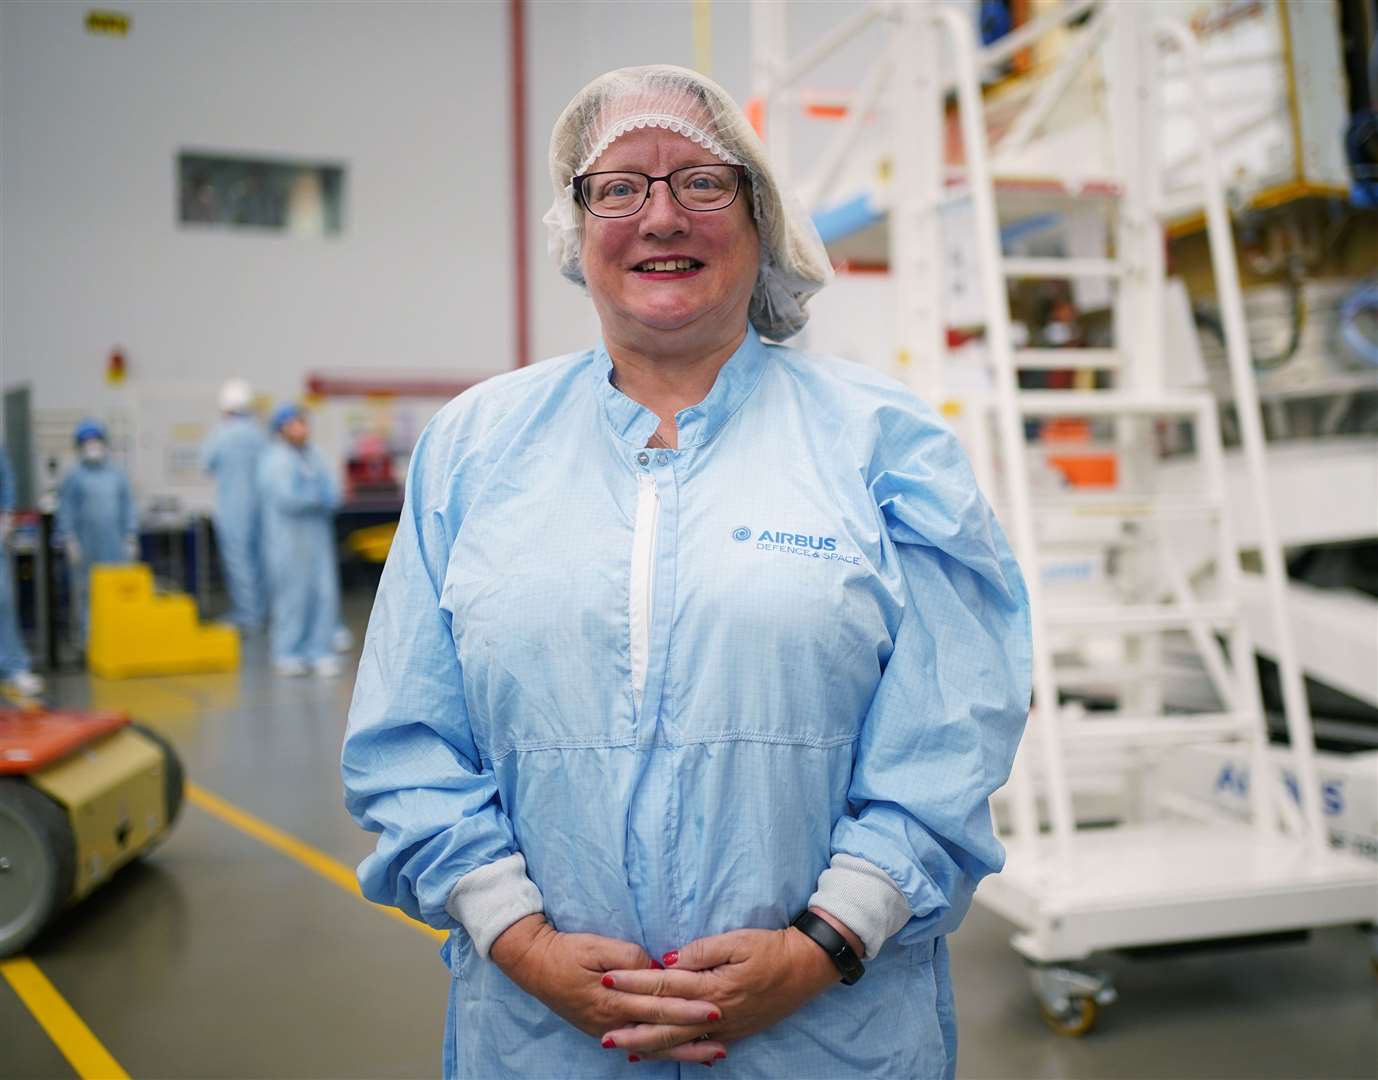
top-left (597, 927), bottom-right (840, 1060)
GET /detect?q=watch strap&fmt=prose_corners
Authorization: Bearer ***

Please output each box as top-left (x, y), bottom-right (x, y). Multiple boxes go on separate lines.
top-left (790, 909), bottom-right (865, 985)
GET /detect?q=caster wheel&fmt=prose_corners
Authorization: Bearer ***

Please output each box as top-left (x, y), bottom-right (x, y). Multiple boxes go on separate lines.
top-left (1039, 996), bottom-right (1098, 1037)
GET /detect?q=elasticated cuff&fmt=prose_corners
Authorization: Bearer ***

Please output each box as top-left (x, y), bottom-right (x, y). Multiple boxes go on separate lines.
top-left (444, 853), bottom-right (545, 958)
top-left (807, 853), bottom-right (912, 960)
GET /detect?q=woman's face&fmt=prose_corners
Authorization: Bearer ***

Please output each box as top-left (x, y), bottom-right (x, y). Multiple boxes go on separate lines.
top-left (579, 127), bottom-right (759, 350)
top-left (281, 416), bottom-right (309, 447)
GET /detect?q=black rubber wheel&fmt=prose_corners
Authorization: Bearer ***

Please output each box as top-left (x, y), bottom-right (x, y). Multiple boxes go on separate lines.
top-left (128, 723), bottom-right (185, 831)
top-left (0, 778), bottom-right (75, 958)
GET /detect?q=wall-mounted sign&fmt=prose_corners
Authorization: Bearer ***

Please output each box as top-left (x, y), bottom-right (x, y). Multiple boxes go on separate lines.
top-left (85, 10), bottom-right (131, 37)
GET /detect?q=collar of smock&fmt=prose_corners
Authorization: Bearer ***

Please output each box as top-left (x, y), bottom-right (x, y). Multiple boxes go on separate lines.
top-left (595, 325), bottom-right (769, 450)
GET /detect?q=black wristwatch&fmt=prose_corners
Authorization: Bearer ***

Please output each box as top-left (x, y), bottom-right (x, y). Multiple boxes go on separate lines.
top-left (790, 910), bottom-right (865, 985)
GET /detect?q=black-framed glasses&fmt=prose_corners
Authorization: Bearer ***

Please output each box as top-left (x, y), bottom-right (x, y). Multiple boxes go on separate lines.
top-left (573, 164), bottom-right (747, 219)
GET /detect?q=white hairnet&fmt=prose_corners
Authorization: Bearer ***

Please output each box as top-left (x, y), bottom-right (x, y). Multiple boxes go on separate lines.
top-left (545, 64), bottom-right (832, 342)
top-left (219, 378), bottom-right (253, 413)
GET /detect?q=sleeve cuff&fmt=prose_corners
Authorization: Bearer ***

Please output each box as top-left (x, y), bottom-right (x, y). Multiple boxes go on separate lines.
top-left (444, 852), bottom-right (545, 958)
top-left (807, 853), bottom-right (912, 960)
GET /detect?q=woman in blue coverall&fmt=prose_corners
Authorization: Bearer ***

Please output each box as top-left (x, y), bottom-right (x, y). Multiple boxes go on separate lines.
top-left (343, 67), bottom-right (1031, 1078)
top-left (258, 404), bottom-right (343, 678)
top-left (57, 420), bottom-right (137, 649)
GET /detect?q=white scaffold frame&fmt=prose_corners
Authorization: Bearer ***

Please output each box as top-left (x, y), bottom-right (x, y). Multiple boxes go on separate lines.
top-left (751, 0), bottom-right (1378, 1033)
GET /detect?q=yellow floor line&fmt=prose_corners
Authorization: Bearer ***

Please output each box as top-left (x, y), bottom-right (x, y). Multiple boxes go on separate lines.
top-left (0, 956), bottom-right (130, 1080)
top-left (186, 782), bottom-right (445, 942)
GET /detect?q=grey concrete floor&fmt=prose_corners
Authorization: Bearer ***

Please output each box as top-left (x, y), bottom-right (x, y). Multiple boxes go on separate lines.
top-left (3, 588), bottom-right (1376, 1079)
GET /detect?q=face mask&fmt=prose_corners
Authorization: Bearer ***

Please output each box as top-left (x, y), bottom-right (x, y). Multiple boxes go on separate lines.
top-left (1043, 320), bottom-right (1077, 346)
top-left (80, 439), bottom-right (107, 463)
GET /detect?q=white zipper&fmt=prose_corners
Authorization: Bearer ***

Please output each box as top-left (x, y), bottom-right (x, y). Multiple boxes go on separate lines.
top-left (628, 471), bottom-right (660, 708)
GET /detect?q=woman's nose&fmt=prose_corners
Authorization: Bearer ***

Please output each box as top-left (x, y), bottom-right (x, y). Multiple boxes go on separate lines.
top-left (638, 182), bottom-right (689, 239)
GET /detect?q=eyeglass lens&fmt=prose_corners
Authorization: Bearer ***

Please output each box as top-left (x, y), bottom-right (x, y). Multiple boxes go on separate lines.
top-left (580, 165), bottom-right (739, 218)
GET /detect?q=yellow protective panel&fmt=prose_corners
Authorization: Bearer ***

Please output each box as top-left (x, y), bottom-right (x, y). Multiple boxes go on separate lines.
top-left (88, 565), bottom-right (239, 679)
top-left (28, 728), bottom-right (166, 900)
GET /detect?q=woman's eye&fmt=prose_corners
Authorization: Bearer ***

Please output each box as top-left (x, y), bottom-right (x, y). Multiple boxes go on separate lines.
top-left (606, 183), bottom-right (632, 197)
top-left (687, 176), bottom-right (720, 190)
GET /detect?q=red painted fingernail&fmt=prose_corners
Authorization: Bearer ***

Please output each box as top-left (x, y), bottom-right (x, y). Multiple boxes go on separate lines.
top-left (602, 1038), bottom-right (616, 1049)
top-left (602, 974), bottom-right (616, 988)
top-left (714, 1051), bottom-right (727, 1060)
top-left (628, 1056), bottom-right (640, 1063)
top-left (662, 950), bottom-right (679, 966)
top-left (707, 1010), bottom-right (721, 1022)
top-left (648, 959), bottom-right (663, 969)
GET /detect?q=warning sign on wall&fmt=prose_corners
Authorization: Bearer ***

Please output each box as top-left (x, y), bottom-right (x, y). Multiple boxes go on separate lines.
top-left (85, 10), bottom-right (131, 37)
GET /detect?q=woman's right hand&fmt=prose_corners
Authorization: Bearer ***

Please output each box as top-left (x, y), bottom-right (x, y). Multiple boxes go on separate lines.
top-left (489, 914), bottom-right (729, 1063)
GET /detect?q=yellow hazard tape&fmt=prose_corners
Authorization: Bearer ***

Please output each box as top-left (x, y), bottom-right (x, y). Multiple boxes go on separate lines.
top-left (186, 783), bottom-right (445, 942)
top-left (1, 956), bottom-right (130, 1079)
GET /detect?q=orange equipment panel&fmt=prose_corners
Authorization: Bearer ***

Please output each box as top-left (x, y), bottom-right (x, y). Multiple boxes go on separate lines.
top-left (0, 709), bottom-right (130, 774)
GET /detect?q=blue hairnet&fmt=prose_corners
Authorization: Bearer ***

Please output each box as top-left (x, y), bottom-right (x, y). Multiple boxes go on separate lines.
top-left (271, 403), bottom-right (303, 432)
top-left (73, 418), bottom-right (107, 444)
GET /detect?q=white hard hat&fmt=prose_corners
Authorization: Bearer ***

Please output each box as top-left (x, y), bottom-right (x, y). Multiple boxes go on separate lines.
top-left (218, 378), bottom-right (254, 413)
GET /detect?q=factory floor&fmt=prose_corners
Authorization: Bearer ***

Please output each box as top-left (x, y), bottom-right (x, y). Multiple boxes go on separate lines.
top-left (3, 589), bottom-right (1375, 1080)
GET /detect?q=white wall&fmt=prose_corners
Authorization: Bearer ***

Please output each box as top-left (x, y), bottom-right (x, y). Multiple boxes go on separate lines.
top-left (0, 0), bottom-right (881, 503)
top-left (0, 0), bottom-right (513, 417)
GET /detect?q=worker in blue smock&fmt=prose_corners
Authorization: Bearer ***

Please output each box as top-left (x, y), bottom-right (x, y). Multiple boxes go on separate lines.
top-left (258, 404), bottom-right (343, 678)
top-left (0, 449), bottom-right (43, 696)
top-left (343, 66), bottom-right (1031, 1080)
top-left (57, 419), bottom-right (137, 649)
top-left (200, 378), bottom-right (268, 632)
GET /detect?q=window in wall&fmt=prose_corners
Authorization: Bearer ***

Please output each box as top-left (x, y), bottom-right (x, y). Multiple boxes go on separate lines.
top-left (177, 153), bottom-right (345, 237)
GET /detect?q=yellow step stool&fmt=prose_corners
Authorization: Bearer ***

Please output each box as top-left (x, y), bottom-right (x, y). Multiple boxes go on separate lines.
top-left (346, 522), bottom-right (397, 563)
top-left (88, 564), bottom-right (240, 679)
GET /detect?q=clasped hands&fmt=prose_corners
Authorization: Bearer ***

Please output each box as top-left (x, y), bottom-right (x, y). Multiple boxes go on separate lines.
top-left (489, 911), bottom-right (851, 1066)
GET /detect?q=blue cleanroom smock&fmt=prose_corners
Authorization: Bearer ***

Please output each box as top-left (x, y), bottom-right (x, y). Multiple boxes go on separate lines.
top-left (57, 458), bottom-right (136, 642)
top-left (343, 329), bottom-right (1031, 1079)
top-left (201, 414), bottom-right (269, 630)
top-left (0, 450), bottom-right (32, 677)
top-left (257, 440), bottom-right (341, 665)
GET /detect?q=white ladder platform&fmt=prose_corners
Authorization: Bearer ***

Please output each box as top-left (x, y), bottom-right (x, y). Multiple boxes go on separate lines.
top-left (979, 821), bottom-right (1378, 963)
top-left (1016, 390), bottom-right (1212, 416)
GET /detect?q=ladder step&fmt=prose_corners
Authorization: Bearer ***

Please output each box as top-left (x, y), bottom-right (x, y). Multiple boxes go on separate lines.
top-left (945, 172), bottom-right (1126, 197)
top-left (1061, 713), bottom-right (1259, 744)
top-left (1014, 348), bottom-right (1122, 370)
top-left (1031, 494), bottom-right (1223, 519)
top-left (1018, 390), bottom-right (1211, 416)
top-left (1055, 663), bottom-right (1188, 688)
top-left (992, 175), bottom-right (1126, 197)
top-left (1002, 256), bottom-right (1123, 279)
top-left (1047, 602), bottom-right (1237, 629)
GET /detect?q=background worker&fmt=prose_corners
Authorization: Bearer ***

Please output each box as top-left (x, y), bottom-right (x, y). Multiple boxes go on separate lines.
top-left (258, 403), bottom-right (343, 678)
top-left (0, 447), bottom-right (43, 696)
top-left (56, 419), bottom-right (138, 650)
top-left (201, 377), bottom-right (269, 632)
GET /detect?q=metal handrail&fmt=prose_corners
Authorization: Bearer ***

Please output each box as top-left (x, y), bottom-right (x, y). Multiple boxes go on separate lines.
top-left (1154, 17), bottom-right (1326, 847)
top-left (931, 4), bottom-right (1077, 852)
